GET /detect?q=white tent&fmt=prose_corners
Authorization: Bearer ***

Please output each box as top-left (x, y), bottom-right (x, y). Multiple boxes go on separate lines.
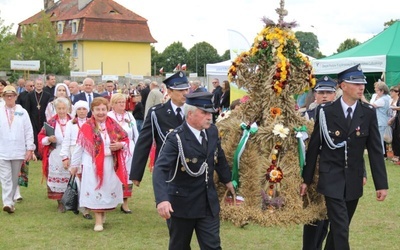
top-left (206, 60), bottom-right (231, 76)
top-left (205, 60), bottom-right (231, 90)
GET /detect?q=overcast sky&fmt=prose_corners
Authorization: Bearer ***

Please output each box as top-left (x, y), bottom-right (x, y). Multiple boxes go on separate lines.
top-left (1, 0), bottom-right (398, 57)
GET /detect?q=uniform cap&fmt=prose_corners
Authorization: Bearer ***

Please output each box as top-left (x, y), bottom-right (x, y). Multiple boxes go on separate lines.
top-left (337, 64), bottom-right (367, 84)
top-left (315, 76), bottom-right (337, 92)
top-left (185, 92), bottom-right (216, 113)
top-left (163, 71), bottom-right (190, 90)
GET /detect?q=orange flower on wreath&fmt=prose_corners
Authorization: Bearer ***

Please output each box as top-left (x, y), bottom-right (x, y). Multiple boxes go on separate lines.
top-left (270, 107), bottom-right (282, 118)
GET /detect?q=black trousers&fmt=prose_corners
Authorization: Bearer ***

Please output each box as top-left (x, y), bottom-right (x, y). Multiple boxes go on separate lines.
top-left (324, 196), bottom-right (359, 250)
top-left (303, 219), bottom-right (329, 250)
top-left (167, 214), bottom-right (221, 250)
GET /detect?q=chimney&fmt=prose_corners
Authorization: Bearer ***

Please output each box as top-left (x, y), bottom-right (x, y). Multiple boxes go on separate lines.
top-left (44, 0), bottom-right (55, 10)
top-left (78, 0), bottom-right (93, 10)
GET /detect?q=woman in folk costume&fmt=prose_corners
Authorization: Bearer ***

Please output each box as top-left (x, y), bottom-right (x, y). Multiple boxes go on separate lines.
top-left (45, 83), bottom-right (72, 121)
top-left (70, 97), bottom-right (129, 232)
top-left (108, 93), bottom-right (138, 214)
top-left (38, 97), bottom-right (72, 212)
top-left (60, 100), bottom-right (92, 219)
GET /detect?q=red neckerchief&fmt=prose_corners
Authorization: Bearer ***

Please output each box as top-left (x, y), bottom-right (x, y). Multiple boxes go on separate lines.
top-left (77, 116), bottom-right (129, 189)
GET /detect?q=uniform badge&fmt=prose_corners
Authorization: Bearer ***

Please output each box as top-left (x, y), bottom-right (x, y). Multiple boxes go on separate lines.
top-left (214, 149), bottom-right (218, 163)
top-left (192, 158), bottom-right (198, 164)
top-left (185, 158), bottom-right (190, 163)
top-left (181, 166), bottom-right (186, 172)
top-left (335, 130), bottom-right (340, 136)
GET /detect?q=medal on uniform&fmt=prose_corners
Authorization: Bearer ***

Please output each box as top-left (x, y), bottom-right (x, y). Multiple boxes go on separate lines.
top-left (214, 149), bottom-right (218, 163)
top-left (356, 126), bottom-right (360, 136)
top-left (192, 158), bottom-right (198, 163)
top-left (181, 166), bottom-right (186, 172)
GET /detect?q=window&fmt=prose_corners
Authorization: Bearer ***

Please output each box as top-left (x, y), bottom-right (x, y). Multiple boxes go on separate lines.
top-left (58, 44), bottom-right (63, 51)
top-left (57, 21), bottom-right (64, 34)
top-left (72, 19), bottom-right (80, 34)
top-left (72, 21), bottom-right (78, 34)
top-left (73, 42), bottom-right (78, 58)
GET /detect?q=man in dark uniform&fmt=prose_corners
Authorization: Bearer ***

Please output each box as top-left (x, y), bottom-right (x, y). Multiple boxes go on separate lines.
top-left (300, 64), bottom-right (388, 250)
top-left (130, 71), bottom-right (190, 186)
top-left (304, 76), bottom-right (337, 121)
top-left (302, 76), bottom-right (337, 250)
top-left (152, 92), bottom-right (234, 249)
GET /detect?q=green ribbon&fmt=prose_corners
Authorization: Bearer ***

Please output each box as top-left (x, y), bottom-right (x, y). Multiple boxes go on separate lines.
top-left (232, 122), bottom-right (258, 190)
top-left (294, 125), bottom-right (308, 175)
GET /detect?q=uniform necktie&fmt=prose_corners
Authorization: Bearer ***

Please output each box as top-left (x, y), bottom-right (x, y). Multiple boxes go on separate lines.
top-left (200, 131), bottom-right (208, 152)
top-left (88, 93), bottom-right (92, 107)
top-left (346, 107), bottom-right (352, 129)
top-left (176, 107), bottom-right (183, 124)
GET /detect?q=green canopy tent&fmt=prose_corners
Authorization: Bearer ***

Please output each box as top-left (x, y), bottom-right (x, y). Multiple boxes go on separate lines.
top-left (312, 21), bottom-right (400, 88)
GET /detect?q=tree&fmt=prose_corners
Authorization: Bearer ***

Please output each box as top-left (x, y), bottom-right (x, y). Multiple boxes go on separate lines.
top-left (0, 16), bottom-right (17, 71)
top-left (159, 42), bottom-right (188, 73)
top-left (220, 50), bottom-right (230, 61)
top-left (150, 45), bottom-right (162, 75)
top-left (384, 19), bottom-right (399, 29)
top-left (187, 42), bottom-right (220, 76)
top-left (295, 31), bottom-right (320, 58)
top-left (16, 11), bottom-right (70, 75)
top-left (336, 38), bottom-right (360, 53)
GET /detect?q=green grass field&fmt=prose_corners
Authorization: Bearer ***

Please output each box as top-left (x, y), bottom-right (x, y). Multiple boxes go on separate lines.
top-left (1, 158), bottom-right (399, 250)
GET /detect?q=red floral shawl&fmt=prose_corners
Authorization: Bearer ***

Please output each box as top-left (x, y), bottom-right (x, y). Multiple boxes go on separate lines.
top-left (38, 114), bottom-right (72, 180)
top-left (76, 116), bottom-right (129, 189)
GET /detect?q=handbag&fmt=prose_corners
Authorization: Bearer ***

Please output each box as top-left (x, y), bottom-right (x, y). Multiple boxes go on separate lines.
top-left (383, 126), bottom-right (393, 143)
top-left (61, 175), bottom-right (79, 213)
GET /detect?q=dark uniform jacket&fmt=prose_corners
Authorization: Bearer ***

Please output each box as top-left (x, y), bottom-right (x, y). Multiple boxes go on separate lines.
top-left (303, 99), bottom-right (388, 201)
top-left (152, 122), bottom-right (232, 218)
top-left (130, 100), bottom-right (182, 182)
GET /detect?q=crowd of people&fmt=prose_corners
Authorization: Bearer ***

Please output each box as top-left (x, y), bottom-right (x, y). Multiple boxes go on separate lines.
top-left (0, 72), bottom-right (233, 234)
top-left (0, 65), bottom-right (393, 249)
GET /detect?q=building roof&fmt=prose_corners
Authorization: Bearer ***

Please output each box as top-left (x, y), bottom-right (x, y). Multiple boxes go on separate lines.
top-left (18, 0), bottom-right (157, 43)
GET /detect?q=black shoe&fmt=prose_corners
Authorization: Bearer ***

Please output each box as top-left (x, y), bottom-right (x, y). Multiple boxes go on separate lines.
top-left (83, 213), bottom-right (93, 220)
top-left (120, 205), bottom-right (132, 214)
